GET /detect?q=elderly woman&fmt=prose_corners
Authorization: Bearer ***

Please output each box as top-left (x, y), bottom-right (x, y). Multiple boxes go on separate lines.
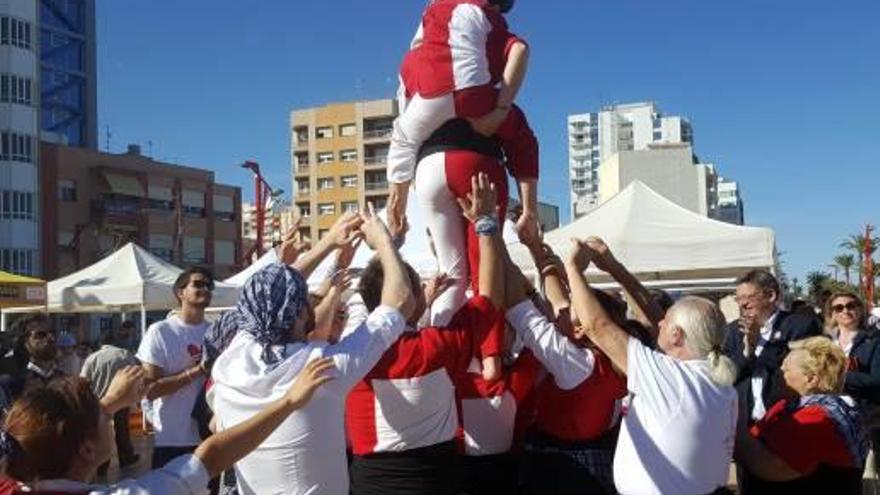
top-left (0, 360), bottom-right (333, 494)
top-left (209, 206), bottom-right (415, 495)
top-left (735, 336), bottom-right (869, 494)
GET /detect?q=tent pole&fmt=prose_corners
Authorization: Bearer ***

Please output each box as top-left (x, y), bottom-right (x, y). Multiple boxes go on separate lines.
top-left (1, 311), bottom-right (6, 332)
top-left (140, 305), bottom-right (147, 339)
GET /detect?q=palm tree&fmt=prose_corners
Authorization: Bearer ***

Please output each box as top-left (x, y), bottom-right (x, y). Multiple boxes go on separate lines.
top-left (806, 271), bottom-right (830, 298)
top-left (834, 254), bottom-right (856, 286)
top-left (790, 277), bottom-right (804, 299)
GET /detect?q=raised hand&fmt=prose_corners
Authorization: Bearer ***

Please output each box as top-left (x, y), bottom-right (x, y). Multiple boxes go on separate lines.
top-left (515, 211), bottom-right (541, 247)
top-left (326, 211), bottom-right (363, 248)
top-left (583, 236), bottom-right (617, 273)
top-left (279, 219), bottom-right (309, 265)
top-left (103, 365), bottom-right (147, 413)
top-left (358, 203), bottom-right (393, 251)
top-left (456, 173), bottom-right (498, 223)
top-left (335, 237), bottom-right (362, 270)
top-left (566, 238), bottom-right (593, 273)
top-left (285, 357), bottom-right (335, 409)
top-left (423, 273), bottom-right (454, 308)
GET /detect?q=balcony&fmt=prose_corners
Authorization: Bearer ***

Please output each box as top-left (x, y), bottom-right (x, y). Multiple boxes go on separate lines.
top-left (364, 155), bottom-right (388, 168)
top-left (92, 196), bottom-right (141, 220)
top-left (295, 164), bottom-right (310, 176)
top-left (365, 180), bottom-right (389, 194)
top-left (363, 128), bottom-right (392, 141)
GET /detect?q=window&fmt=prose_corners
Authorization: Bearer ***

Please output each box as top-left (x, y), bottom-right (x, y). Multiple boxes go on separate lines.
top-left (0, 248), bottom-right (35, 275)
top-left (316, 126), bottom-right (334, 139)
top-left (0, 17), bottom-right (33, 50)
top-left (295, 178), bottom-right (310, 195)
top-left (213, 194), bottom-right (235, 222)
top-left (0, 190), bottom-right (35, 220)
top-left (58, 180), bottom-right (77, 202)
top-left (298, 203), bottom-right (311, 218)
top-left (149, 234), bottom-right (174, 262)
top-left (653, 131), bottom-right (662, 141)
top-left (372, 197), bottom-right (388, 210)
top-left (318, 203), bottom-right (336, 216)
top-left (294, 152), bottom-right (310, 168)
top-left (318, 178), bottom-right (334, 190)
top-left (0, 132), bottom-right (34, 163)
top-left (340, 149), bottom-right (357, 162)
top-left (215, 240), bottom-right (235, 265)
top-left (58, 231), bottom-right (74, 247)
top-left (318, 229), bottom-right (329, 239)
top-left (342, 201), bottom-right (359, 213)
top-left (339, 124), bottom-right (357, 137)
top-left (0, 74), bottom-right (33, 106)
top-left (182, 190), bottom-right (206, 218)
top-left (183, 236), bottom-right (206, 264)
top-left (317, 152), bottom-right (334, 164)
top-left (294, 126), bottom-right (309, 144)
top-left (341, 175), bottom-right (358, 188)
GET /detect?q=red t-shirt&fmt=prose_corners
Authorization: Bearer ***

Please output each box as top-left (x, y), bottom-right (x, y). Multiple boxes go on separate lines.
top-left (750, 399), bottom-right (854, 474)
top-left (346, 296), bottom-right (504, 455)
top-left (533, 351), bottom-right (627, 442)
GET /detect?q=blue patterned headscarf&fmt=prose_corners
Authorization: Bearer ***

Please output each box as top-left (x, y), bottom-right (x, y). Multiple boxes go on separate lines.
top-left (236, 262), bottom-right (310, 365)
top-left (202, 310), bottom-right (242, 370)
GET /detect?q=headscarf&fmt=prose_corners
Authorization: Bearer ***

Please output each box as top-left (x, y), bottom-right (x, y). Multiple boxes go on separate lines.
top-left (202, 310), bottom-right (242, 371)
top-left (236, 262), bottom-right (310, 365)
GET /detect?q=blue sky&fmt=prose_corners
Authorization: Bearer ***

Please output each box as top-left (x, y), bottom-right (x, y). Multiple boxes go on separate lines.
top-left (97, 1), bottom-right (880, 284)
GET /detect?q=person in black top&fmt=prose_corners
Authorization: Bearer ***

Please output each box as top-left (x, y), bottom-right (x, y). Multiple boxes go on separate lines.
top-left (0, 314), bottom-right (64, 411)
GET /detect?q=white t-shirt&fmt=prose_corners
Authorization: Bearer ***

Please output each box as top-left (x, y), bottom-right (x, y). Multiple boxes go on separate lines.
top-left (614, 338), bottom-right (737, 495)
top-left (136, 315), bottom-right (210, 447)
top-left (211, 305), bottom-right (405, 495)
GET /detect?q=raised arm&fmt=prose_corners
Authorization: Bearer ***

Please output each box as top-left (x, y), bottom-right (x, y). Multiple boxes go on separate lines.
top-left (293, 212), bottom-right (362, 277)
top-left (564, 239), bottom-right (631, 373)
top-left (587, 237), bottom-right (664, 338)
top-left (387, 182), bottom-right (410, 244)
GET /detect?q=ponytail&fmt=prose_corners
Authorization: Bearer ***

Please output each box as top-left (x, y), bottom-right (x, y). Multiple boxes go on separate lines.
top-left (706, 348), bottom-right (738, 387)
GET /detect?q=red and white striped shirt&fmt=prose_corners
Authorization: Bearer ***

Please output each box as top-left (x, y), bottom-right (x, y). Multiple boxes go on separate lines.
top-left (346, 296), bottom-right (504, 455)
top-left (401, 0), bottom-right (525, 99)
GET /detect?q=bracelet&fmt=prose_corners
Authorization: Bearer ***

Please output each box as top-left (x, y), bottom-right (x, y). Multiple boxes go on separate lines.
top-left (475, 216), bottom-right (498, 236)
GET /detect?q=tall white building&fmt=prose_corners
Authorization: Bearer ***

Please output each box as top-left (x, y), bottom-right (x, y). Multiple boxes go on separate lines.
top-left (569, 102), bottom-right (693, 218)
top-left (716, 178), bottom-right (744, 225)
top-left (0, 1), bottom-right (40, 275)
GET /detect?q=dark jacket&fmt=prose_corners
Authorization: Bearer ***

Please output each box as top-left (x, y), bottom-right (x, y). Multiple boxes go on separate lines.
top-left (721, 310), bottom-right (822, 419)
top-left (843, 330), bottom-right (880, 407)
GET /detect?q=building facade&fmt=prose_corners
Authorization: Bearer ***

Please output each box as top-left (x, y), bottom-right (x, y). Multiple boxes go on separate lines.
top-left (716, 178), bottom-right (744, 225)
top-left (568, 102), bottom-right (693, 218)
top-left (0, 0), bottom-right (40, 275)
top-left (598, 144), bottom-right (718, 217)
top-left (39, 0), bottom-right (97, 148)
top-left (40, 142), bottom-right (243, 280)
top-left (290, 99), bottom-right (397, 241)
top-left (242, 200), bottom-right (297, 255)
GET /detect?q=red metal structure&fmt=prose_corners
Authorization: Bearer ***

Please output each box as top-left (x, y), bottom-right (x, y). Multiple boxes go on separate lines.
top-left (866, 224), bottom-right (875, 311)
top-left (241, 161), bottom-right (277, 265)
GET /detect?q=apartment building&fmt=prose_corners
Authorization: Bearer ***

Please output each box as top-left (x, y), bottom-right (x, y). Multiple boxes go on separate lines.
top-left (290, 99), bottom-right (397, 240)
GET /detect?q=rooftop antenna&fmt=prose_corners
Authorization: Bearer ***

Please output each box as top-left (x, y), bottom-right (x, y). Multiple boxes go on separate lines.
top-left (147, 140), bottom-right (153, 157)
top-left (104, 125), bottom-right (111, 152)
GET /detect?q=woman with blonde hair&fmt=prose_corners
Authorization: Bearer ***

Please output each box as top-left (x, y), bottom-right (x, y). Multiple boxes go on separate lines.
top-left (735, 336), bottom-right (869, 494)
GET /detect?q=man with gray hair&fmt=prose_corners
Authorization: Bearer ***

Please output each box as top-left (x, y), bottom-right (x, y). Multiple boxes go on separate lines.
top-left (564, 236), bottom-right (738, 495)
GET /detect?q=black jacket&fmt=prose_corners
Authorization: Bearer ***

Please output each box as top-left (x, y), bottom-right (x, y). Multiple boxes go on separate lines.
top-left (843, 330), bottom-right (880, 407)
top-left (721, 310), bottom-right (822, 419)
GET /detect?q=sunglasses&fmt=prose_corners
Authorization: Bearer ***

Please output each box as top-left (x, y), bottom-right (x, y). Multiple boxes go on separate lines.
top-left (191, 280), bottom-right (215, 291)
top-left (832, 302), bottom-right (859, 313)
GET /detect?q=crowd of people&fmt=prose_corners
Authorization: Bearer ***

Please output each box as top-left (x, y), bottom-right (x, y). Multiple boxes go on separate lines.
top-left (0, 0), bottom-right (878, 494)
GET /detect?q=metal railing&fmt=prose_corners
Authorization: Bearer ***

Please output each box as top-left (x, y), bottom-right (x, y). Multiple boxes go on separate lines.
top-left (363, 128), bottom-right (392, 139)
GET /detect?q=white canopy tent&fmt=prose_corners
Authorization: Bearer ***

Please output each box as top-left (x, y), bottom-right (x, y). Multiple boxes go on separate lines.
top-left (1, 243), bottom-right (240, 332)
top-left (508, 181), bottom-right (776, 289)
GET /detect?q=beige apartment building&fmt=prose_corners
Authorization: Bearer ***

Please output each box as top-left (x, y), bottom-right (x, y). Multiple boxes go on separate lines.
top-left (290, 99), bottom-right (398, 240)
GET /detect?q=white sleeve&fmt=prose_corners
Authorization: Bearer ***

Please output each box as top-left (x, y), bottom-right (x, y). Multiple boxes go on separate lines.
top-left (627, 337), bottom-right (682, 418)
top-left (106, 454), bottom-right (210, 494)
top-left (506, 300), bottom-right (593, 390)
top-left (448, 3), bottom-right (493, 88)
top-left (135, 323), bottom-right (166, 370)
top-left (323, 305), bottom-right (406, 393)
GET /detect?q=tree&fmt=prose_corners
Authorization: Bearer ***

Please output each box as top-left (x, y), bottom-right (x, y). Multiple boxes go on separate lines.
top-left (834, 254), bottom-right (856, 286)
top-left (806, 271), bottom-right (830, 299)
top-left (790, 277), bottom-right (804, 300)
top-left (840, 233), bottom-right (880, 281)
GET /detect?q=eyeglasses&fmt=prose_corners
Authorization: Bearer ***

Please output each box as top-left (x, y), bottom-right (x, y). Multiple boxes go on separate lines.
top-left (832, 302), bottom-right (860, 313)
